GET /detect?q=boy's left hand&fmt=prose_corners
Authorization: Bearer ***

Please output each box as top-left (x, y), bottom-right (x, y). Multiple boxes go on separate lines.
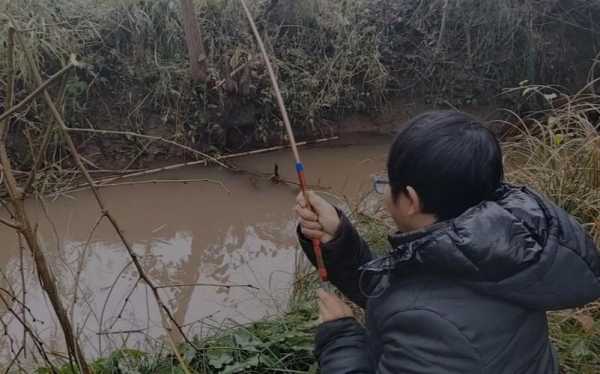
top-left (318, 289), bottom-right (354, 323)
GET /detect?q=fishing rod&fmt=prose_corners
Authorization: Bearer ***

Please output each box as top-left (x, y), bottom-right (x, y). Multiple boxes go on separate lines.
top-left (239, 0), bottom-right (329, 285)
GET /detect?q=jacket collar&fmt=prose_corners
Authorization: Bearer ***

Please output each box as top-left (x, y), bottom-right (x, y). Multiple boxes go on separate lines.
top-left (359, 184), bottom-right (547, 279)
top-left (359, 221), bottom-right (450, 273)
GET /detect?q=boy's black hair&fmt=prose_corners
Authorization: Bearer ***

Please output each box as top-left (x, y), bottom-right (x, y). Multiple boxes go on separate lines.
top-left (387, 111), bottom-right (504, 221)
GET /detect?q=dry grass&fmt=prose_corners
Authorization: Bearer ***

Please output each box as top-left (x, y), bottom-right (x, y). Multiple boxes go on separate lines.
top-left (503, 85), bottom-right (600, 241)
top-left (503, 85), bottom-right (600, 373)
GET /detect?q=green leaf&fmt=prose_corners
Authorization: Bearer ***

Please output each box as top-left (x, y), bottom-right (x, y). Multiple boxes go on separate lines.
top-left (208, 351), bottom-right (234, 369)
top-left (571, 339), bottom-right (592, 358)
top-left (221, 355), bottom-right (260, 374)
top-left (554, 134), bottom-right (564, 145)
top-left (232, 330), bottom-right (262, 350)
top-left (182, 345), bottom-right (196, 363)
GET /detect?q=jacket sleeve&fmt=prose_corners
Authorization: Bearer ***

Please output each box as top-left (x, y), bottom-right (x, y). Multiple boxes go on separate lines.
top-left (315, 311), bottom-right (481, 374)
top-left (298, 209), bottom-right (376, 308)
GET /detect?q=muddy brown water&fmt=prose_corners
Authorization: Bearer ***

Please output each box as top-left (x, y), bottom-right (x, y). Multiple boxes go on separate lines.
top-left (0, 135), bottom-right (390, 364)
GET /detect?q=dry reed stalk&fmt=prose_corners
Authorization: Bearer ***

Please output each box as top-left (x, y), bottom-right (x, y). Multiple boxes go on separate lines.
top-left (156, 282), bottom-right (258, 290)
top-left (64, 178), bottom-right (231, 195)
top-left (68, 136), bottom-right (339, 190)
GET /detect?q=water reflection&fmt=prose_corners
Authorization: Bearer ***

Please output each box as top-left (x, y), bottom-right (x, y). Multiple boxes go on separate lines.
top-left (0, 135), bottom-right (389, 363)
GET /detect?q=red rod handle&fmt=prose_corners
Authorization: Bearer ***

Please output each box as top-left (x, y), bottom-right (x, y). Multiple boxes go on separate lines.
top-left (297, 163), bottom-right (328, 282)
top-left (312, 239), bottom-right (328, 282)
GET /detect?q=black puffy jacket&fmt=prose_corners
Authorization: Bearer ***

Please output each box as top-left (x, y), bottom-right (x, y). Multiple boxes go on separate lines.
top-left (299, 184), bottom-right (600, 374)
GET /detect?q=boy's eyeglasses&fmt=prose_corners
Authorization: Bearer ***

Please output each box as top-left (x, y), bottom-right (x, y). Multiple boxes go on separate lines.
top-left (372, 175), bottom-right (389, 195)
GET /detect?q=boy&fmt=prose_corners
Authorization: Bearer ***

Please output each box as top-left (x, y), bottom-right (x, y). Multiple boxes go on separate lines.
top-left (294, 111), bottom-right (600, 373)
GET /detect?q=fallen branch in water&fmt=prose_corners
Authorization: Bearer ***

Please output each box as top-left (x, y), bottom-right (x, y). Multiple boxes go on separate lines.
top-left (89, 136), bottom-right (339, 187)
top-left (156, 282), bottom-right (259, 290)
top-left (96, 329), bottom-right (147, 336)
top-left (62, 178), bottom-right (231, 195)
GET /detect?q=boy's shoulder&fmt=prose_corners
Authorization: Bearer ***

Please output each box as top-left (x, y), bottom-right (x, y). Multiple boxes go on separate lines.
top-left (369, 274), bottom-right (533, 333)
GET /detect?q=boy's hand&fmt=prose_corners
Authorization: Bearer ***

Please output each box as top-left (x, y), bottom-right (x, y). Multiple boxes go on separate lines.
top-left (318, 289), bottom-right (354, 323)
top-left (294, 191), bottom-right (340, 243)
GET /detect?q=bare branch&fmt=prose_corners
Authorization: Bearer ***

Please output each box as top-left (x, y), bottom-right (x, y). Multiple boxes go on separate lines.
top-left (66, 178), bottom-right (231, 195)
top-left (66, 127), bottom-right (230, 169)
top-left (88, 136), bottom-right (339, 187)
top-left (70, 214), bottom-right (105, 324)
top-left (0, 292), bottom-right (58, 373)
top-left (18, 233), bottom-right (27, 358)
top-left (0, 216), bottom-right (20, 230)
top-left (3, 345), bottom-right (24, 374)
top-left (156, 282), bottom-right (259, 290)
top-left (0, 59), bottom-right (77, 124)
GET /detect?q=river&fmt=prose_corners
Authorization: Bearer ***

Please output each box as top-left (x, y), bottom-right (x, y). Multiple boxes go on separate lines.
top-left (0, 134), bottom-right (390, 363)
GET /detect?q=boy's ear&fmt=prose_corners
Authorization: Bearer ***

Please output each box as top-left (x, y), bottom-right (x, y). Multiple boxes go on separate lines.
top-left (405, 186), bottom-right (422, 215)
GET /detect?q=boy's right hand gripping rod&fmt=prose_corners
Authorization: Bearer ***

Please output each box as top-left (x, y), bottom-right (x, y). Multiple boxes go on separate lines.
top-left (240, 0), bottom-right (329, 285)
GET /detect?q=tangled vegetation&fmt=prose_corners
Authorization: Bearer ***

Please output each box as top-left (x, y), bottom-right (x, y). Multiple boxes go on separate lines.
top-left (1, 0), bottom-right (600, 172)
top-left (504, 86), bottom-right (599, 374)
top-left (0, 0), bottom-right (598, 373)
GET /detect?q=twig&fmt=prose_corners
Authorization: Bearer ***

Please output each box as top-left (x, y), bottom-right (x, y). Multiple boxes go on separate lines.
top-left (18, 234), bottom-right (27, 359)
top-left (3, 345), bottom-right (24, 374)
top-left (65, 178), bottom-right (231, 195)
top-left (98, 261), bottom-right (132, 355)
top-left (0, 288), bottom-right (37, 321)
top-left (0, 292), bottom-right (57, 373)
top-left (96, 329), bottom-right (146, 336)
top-left (109, 278), bottom-right (141, 330)
top-left (156, 282), bottom-right (258, 290)
top-left (70, 214), bottom-right (105, 325)
top-left (0, 58), bottom-right (77, 124)
top-left (67, 127), bottom-right (230, 169)
top-left (0, 216), bottom-right (20, 229)
top-left (90, 136), bottom-right (339, 187)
